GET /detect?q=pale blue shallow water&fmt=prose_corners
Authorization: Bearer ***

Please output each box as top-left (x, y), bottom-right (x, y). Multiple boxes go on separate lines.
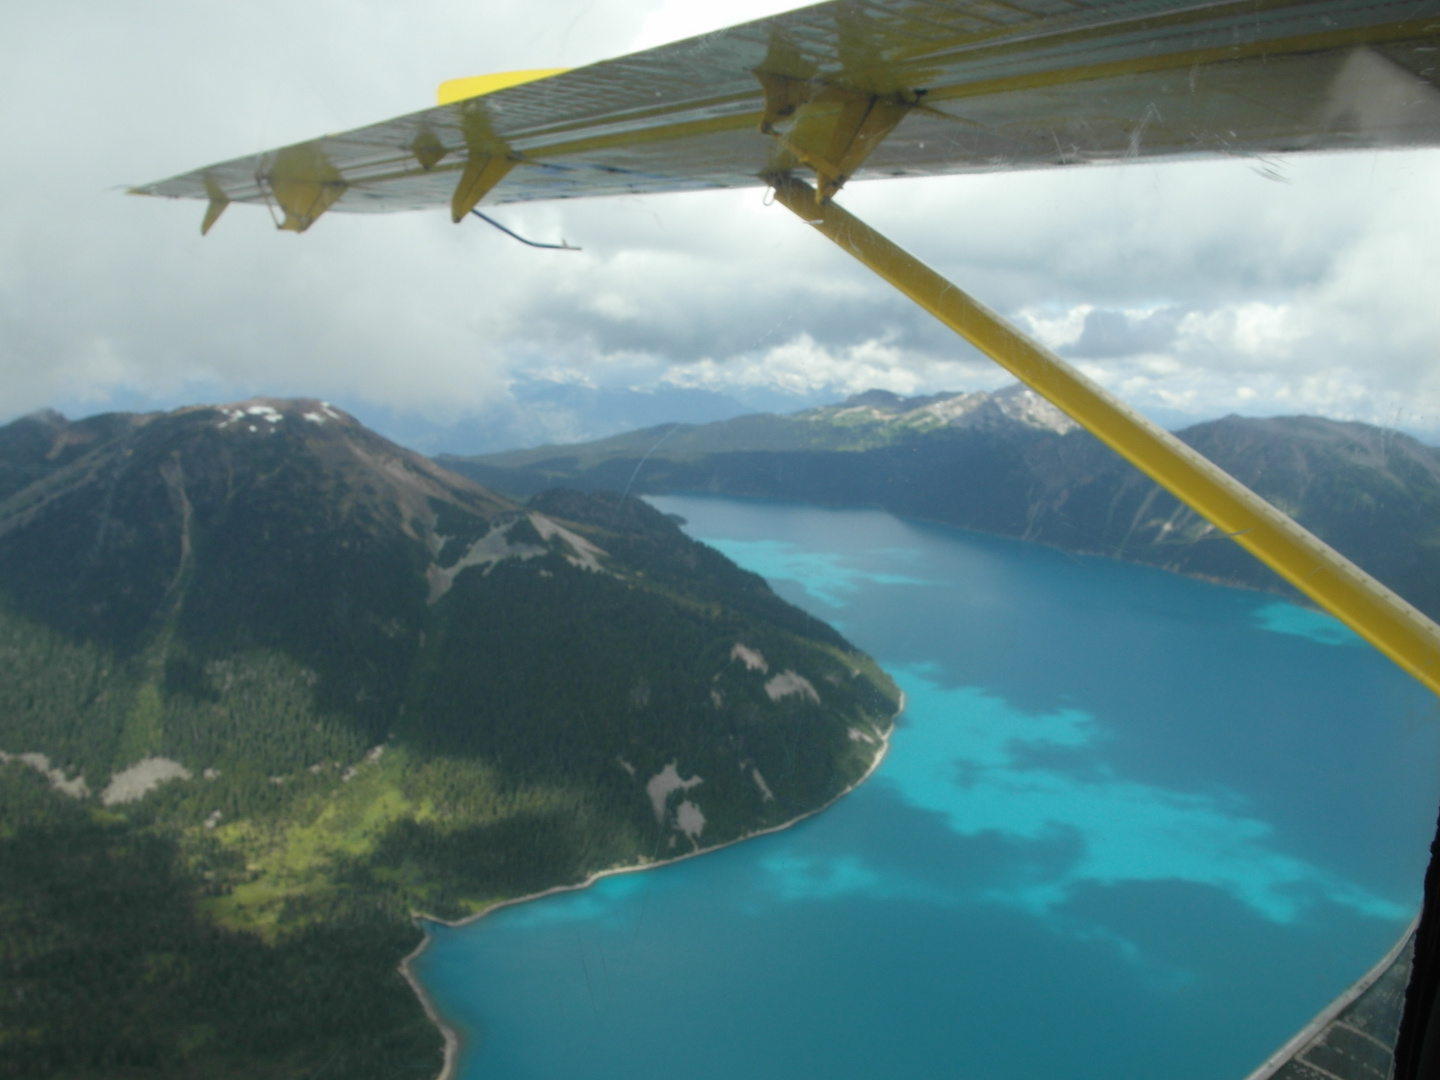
top-left (415, 496), bottom-right (1440, 1080)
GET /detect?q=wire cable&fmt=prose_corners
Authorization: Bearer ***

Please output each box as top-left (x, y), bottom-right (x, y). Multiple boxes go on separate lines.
top-left (469, 209), bottom-right (580, 250)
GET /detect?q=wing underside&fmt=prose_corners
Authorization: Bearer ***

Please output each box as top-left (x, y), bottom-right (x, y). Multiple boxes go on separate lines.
top-left (132, 0), bottom-right (1440, 230)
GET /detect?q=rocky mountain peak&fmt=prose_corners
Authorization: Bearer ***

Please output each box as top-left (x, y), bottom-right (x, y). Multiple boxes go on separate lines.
top-left (0, 399), bottom-right (518, 659)
top-left (990, 384), bottom-right (1077, 434)
top-left (826, 384), bottom-right (1076, 434)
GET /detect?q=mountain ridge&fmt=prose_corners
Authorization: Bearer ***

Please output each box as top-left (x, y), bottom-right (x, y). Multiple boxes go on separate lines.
top-left (0, 398), bottom-right (898, 1080)
top-left (443, 387), bottom-right (1440, 620)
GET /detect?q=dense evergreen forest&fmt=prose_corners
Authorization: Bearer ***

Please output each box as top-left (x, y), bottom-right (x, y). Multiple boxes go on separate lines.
top-left (0, 402), bottom-right (899, 1079)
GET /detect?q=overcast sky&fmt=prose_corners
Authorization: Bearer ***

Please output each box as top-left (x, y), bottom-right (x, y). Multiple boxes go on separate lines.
top-left (4, 0), bottom-right (1440, 446)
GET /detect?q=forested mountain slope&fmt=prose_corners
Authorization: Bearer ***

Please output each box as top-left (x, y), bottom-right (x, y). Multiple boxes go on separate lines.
top-left (445, 386), bottom-right (1440, 619)
top-left (0, 400), bottom-right (898, 1080)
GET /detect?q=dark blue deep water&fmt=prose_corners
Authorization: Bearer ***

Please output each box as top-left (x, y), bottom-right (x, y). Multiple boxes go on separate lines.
top-left (414, 496), bottom-right (1440, 1080)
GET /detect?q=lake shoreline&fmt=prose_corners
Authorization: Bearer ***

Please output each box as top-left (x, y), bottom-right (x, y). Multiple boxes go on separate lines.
top-left (399, 689), bottom-right (905, 1080)
top-left (648, 489), bottom-right (1308, 606)
top-left (403, 493), bottom-right (1437, 1080)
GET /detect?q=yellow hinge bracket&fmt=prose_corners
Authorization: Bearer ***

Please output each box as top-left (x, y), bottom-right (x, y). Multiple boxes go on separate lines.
top-left (200, 174), bottom-right (229, 236)
top-left (449, 103), bottom-right (522, 222)
top-left (755, 71), bottom-right (920, 202)
top-left (411, 129), bottom-right (448, 172)
top-left (451, 154), bottom-right (518, 222)
top-left (262, 144), bottom-right (347, 233)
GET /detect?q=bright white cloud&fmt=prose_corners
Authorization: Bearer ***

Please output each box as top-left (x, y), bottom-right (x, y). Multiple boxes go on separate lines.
top-left (660, 332), bottom-right (997, 401)
top-left (1018, 306), bottom-right (1093, 352)
top-left (630, 0), bottom-right (815, 50)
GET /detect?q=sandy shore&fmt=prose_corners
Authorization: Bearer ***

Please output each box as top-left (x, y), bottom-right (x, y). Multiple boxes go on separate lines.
top-left (399, 690), bottom-right (905, 1080)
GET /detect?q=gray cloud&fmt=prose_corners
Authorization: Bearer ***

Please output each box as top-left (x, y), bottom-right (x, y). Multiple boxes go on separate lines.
top-left (2, 1), bottom-right (1439, 442)
top-left (1067, 307), bottom-right (1185, 358)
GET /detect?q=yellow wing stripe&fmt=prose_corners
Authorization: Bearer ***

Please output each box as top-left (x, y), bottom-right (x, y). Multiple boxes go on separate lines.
top-left (436, 69), bottom-right (570, 107)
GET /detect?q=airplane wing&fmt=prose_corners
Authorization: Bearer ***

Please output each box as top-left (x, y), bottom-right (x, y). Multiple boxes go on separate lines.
top-left (132, 0), bottom-right (1440, 232)
top-left (131, 0), bottom-right (1440, 700)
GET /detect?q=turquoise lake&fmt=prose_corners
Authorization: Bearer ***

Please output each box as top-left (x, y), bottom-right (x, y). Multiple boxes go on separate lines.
top-left (415, 496), bottom-right (1440, 1079)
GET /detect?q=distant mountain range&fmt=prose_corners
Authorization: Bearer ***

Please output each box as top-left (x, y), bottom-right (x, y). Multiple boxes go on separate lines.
top-left (323, 377), bottom-right (858, 457)
top-left (444, 385), bottom-right (1440, 621)
top-left (0, 400), bottom-right (897, 1080)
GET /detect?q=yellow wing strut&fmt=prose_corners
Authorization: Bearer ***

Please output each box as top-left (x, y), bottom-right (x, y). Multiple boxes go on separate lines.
top-left (767, 173), bottom-right (1440, 698)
